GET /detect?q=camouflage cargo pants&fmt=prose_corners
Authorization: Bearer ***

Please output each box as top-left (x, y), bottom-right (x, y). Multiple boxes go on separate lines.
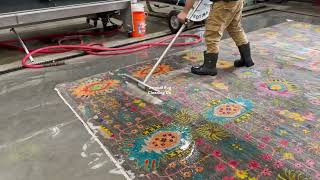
top-left (205, 0), bottom-right (248, 53)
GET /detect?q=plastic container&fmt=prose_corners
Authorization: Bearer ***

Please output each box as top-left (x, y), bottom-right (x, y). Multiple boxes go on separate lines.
top-left (131, 2), bottom-right (146, 37)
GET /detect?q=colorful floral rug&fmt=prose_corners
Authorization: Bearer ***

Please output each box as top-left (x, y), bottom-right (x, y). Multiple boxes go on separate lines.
top-left (55, 21), bottom-right (320, 180)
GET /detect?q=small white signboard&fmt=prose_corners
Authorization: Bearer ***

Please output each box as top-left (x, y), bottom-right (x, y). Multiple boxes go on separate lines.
top-left (190, 0), bottom-right (212, 22)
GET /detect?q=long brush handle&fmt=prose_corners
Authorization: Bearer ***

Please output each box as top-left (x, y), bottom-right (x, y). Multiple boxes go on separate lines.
top-left (143, 24), bottom-right (186, 83)
top-left (142, 0), bottom-right (203, 84)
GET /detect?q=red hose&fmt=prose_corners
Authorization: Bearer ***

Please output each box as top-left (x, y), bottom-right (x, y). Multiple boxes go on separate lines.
top-left (0, 29), bottom-right (118, 53)
top-left (0, 30), bottom-right (202, 69)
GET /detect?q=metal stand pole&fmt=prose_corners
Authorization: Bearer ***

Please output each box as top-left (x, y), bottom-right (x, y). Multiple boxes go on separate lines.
top-left (10, 28), bottom-right (35, 63)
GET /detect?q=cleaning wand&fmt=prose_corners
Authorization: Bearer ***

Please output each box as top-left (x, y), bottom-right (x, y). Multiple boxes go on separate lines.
top-left (122, 0), bottom-right (205, 93)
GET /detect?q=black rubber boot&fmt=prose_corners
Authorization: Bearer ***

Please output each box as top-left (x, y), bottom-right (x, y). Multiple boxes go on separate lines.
top-left (234, 43), bottom-right (255, 67)
top-left (191, 52), bottom-right (218, 76)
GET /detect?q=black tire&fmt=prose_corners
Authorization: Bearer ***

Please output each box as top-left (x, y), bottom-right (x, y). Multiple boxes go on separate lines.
top-left (168, 10), bottom-right (183, 34)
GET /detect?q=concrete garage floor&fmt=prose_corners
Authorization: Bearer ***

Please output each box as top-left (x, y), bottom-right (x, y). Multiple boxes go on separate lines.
top-left (0, 3), bottom-right (320, 180)
top-left (0, 15), bottom-right (170, 69)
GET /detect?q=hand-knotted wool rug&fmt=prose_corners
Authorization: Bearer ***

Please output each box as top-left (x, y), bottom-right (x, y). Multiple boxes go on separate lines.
top-left (55, 21), bottom-right (320, 180)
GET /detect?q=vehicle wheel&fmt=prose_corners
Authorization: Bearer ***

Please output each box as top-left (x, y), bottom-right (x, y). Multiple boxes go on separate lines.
top-left (168, 10), bottom-right (182, 34)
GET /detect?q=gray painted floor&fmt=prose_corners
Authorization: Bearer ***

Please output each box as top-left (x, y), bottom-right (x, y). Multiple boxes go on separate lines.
top-left (0, 5), bottom-right (320, 180)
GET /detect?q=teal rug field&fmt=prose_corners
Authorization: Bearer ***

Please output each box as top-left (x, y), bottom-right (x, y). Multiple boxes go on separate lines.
top-left (55, 21), bottom-right (320, 180)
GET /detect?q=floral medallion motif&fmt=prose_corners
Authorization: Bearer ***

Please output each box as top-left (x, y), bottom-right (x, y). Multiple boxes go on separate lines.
top-left (125, 126), bottom-right (191, 171)
top-left (141, 131), bottom-right (181, 153)
top-left (215, 103), bottom-right (243, 118)
top-left (132, 64), bottom-right (172, 78)
top-left (256, 79), bottom-right (298, 97)
top-left (205, 98), bottom-right (253, 124)
top-left (72, 79), bottom-right (120, 97)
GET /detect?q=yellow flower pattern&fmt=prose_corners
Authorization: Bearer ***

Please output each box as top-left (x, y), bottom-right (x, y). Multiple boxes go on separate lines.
top-left (279, 110), bottom-right (305, 122)
top-left (211, 81), bottom-right (229, 91)
top-left (235, 169), bottom-right (248, 179)
top-left (217, 60), bottom-right (234, 69)
top-left (133, 99), bottom-right (146, 107)
top-left (248, 177), bottom-right (257, 180)
top-left (182, 51), bottom-right (203, 62)
top-left (283, 152), bottom-right (294, 160)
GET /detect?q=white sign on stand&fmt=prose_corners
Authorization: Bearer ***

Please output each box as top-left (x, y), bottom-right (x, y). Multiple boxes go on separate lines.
top-left (190, 0), bottom-right (212, 22)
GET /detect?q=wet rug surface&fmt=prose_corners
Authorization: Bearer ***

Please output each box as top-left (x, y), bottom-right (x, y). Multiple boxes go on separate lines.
top-left (55, 21), bottom-right (320, 180)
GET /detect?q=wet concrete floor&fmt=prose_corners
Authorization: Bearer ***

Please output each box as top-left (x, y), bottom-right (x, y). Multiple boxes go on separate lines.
top-left (0, 7), bottom-right (320, 180)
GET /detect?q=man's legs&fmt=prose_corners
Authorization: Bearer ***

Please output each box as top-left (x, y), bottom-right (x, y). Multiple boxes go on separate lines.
top-left (226, 2), bottom-right (254, 67)
top-left (205, 2), bottom-right (227, 54)
top-left (192, 1), bottom-right (236, 76)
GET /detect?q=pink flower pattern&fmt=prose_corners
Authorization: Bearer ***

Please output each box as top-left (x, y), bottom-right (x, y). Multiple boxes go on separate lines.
top-left (261, 136), bottom-right (272, 143)
top-left (273, 160), bottom-right (284, 169)
top-left (261, 168), bottom-right (272, 176)
top-left (211, 150), bottom-right (222, 158)
top-left (305, 159), bottom-right (315, 167)
top-left (261, 154), bottom-right (272, 161)
top-left (294, 162), bottom-right (304, 169)
top-left (222, 176), bottom-right (234, 180)
top-left (293, 146), bottom-right (304, 154)
top-left (279, 139), bottom-right (289, 147)
top-left (248, 160), bottom-right (261, 170)
top-left (195, 138), bottom-right (205, 146)
top-left (264, 127), bottom-right (272, 131)
top-left (215, 163), bottom-right (226, 172)
top-left (258, 143), bottom-right (267, 149)
top-left (244, 133), bottom-right (253, 141)
top-left (228, 160), bottom-right (239, 168)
